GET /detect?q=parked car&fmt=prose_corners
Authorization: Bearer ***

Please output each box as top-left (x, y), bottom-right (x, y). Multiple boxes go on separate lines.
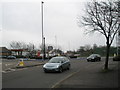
top-left (87, 54), bottom-right (101, 62)
top-left (43, 56), bottom-right (71, 73)
top-left (0, 55), bottom-right (7, 59)
top-left (7, 56), bottom-right (16, 59)
top-left (113, 55), bottom-right (120, 61)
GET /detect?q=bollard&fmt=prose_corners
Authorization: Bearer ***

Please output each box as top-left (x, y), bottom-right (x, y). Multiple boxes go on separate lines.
top-left (18, 59), bottom-right (24, 66)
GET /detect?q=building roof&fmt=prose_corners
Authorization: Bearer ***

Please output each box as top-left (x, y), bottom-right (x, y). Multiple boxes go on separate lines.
top-left (0, 47), bottom-right (11, 53)
top-left (10, 49), bottom-right (28, 51)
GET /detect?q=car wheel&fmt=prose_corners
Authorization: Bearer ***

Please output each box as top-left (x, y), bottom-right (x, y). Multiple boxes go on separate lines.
top-left (59, 67), bottom-right (63, 73)
top-left (67, 64), bottom-right (70, 70)
top-left (97, 58), bottom-right (99, 61)
top-left (99, 58), bottom-right (101, 61)
top-left (113, 58), bottom-right (115, 61)
top-left (92, 59), bottom-right (95, 62)
top-left (44, 70), bottom-right (47, 73)
top-left (95, 58), bottom-right (98, 61)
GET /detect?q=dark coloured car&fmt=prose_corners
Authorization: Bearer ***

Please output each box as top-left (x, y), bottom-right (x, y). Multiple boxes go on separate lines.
top-left (43, 56), bottom-right (71, 73)
top-left (7, 56), bottom-right (16, 59)
top-left (87, 54), bottom-right (101, 62)
top-left (113, 55), bottom-right (120, 61)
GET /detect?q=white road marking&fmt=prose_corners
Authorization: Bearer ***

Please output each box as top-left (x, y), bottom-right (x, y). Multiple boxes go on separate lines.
top-left (2, 71), bottom-right (7, 73)
top-left (5, 64), bottom-right (13, 66)
top-left (51, 70), bottom-right (80, 88)
top-left (2, 67), bottom-right (29, 73)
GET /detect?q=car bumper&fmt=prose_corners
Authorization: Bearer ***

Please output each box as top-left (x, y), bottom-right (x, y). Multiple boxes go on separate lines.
top-left (43, 68), bottom-right (59, 72)
top-left (113, 57), bottom-right (120, 61)
top-left (87, 59), bottom-right (95, 62)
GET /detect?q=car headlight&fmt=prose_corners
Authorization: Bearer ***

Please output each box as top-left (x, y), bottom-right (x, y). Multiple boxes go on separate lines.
top-left (87, 57), bottom-right (89, 59)
top-left (92, 57), bottom-right (94, 59)
top-left (43, 64), bottom-right (46, 68)
top-left (55, 65), bottom-right (59, 68)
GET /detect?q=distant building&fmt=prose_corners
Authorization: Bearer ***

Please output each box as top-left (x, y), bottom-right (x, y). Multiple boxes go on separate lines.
top-left (10, 49), bottom-right (28, 56)
top-left (0, 47), bottom-right (11, 56)
top-left (48, 49), bottom-right (63, 56)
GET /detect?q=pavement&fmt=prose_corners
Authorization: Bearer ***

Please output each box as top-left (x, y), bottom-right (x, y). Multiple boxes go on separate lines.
top-left (14, 59), bottom-right (48, 69)
top-left (2, 59), bottom-right (48, 70)
top-left (16, 59), bottom-right (49, 69)
top-left (53, 61), bottom-right (120, 88)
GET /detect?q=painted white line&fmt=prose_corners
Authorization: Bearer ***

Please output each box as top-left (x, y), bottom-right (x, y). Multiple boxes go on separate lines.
top-left (2, 71), bottom-right (7, 73)
top-left (10, 69), bottom-right (16, 71)
top-left (5, 64), bottom-right (13, 66)
top-left (16, 68), bottom-right (28, 71)
top-left (51, 63), bottom-right (98, 88)
top-left (51, 70), bottom-right (80, 88)
top-left (2, 67), bottom-right (29, 73)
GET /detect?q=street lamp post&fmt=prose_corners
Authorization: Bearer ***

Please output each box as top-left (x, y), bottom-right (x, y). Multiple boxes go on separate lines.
top-left (43, 37), bottom-right (46, 59)
top-left (41, 1), bottom-right (45, 60)
top-left (41, 1), bottom-right (44, 41)
top-left (55, 35), bottom-right (57, 55)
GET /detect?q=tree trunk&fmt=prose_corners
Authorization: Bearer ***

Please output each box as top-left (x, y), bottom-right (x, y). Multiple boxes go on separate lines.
top-left (104, 43), bottom-right (110, 70)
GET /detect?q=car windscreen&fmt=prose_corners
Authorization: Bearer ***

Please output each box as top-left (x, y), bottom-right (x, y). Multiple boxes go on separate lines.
top-left (48, 57), bottom-right (64, 63)
top-left (89, 54), bottom-right (97, 57)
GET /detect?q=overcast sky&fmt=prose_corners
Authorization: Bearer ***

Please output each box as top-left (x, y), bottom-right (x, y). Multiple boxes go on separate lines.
top-left (0, 0), bottom-right (116, 51)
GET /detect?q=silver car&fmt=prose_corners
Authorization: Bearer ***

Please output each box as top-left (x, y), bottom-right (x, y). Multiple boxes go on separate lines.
top-left (43, 56), bottom-right (71, 73)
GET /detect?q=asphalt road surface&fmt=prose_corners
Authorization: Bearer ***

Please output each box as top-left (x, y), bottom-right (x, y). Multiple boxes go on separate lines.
top-left (0, 59), bottom-right (2, 90)
top-left (2, 57), bottom-right (118, 88)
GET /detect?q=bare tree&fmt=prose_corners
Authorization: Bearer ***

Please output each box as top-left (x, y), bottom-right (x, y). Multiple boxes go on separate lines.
top-left (79, 0), bottom-right (120, 69)
top-left (93, 44), bottom-right (98, 49)
top-left (27, 43), bottom-right (35, 52)
top-left (10, 41), bottom-right (24, 49)
top-left (84, 44), bottom-right (91, 51)
top-left (10, 41), bottom-right (35, 51)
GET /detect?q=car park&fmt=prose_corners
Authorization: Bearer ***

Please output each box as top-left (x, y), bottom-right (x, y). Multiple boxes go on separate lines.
top-left (7, 55), bottom-right (16, 59)
top-left (43, 56), bottom-right (71, 73)
top-left (87, 54), bottom-right (101, 62)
